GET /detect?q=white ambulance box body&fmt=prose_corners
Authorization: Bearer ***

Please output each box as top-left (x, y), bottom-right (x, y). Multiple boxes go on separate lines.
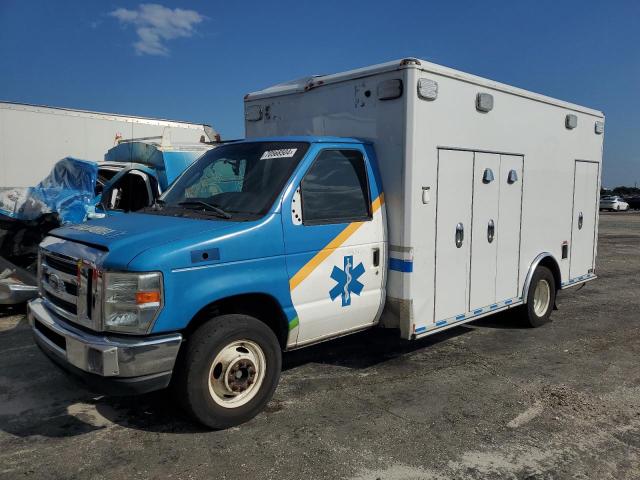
top-left (245, 58), bottom-right (604, 339)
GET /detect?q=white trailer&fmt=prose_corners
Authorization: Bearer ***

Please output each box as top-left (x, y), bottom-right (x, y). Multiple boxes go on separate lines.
top-left (0, 102), bottom-right (218, 187)
top-left (245, 58), bottom-right (604, 338)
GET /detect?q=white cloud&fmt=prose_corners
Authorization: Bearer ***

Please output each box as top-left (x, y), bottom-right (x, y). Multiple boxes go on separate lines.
top-left (109, 4), bottom-right (205, 56)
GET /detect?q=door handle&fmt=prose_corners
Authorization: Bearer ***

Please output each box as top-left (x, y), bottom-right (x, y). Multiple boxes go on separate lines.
top-left (578, 212), bottom-right (584, 230)
top-left (487, 219), bottom-right (495, 243)
top-left (372, 247), bottom-right (380, 267)
top-left (455, 223), bottom-right (464, 248)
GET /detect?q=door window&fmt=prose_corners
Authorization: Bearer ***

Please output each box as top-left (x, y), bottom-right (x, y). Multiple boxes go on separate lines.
top-left (301, 150), bottom-right (371, 225)
top-left (104, 170), bottom-right (152, 212)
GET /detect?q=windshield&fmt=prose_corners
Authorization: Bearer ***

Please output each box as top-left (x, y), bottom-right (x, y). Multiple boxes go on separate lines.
top-left (159, 141), bottom-right (309, 220)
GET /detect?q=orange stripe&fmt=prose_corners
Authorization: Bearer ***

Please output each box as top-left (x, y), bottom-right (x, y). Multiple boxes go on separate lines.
top-left (372, 192), bottom-right (384, 213)
top-left (289, 193), bottom-right (385, 291)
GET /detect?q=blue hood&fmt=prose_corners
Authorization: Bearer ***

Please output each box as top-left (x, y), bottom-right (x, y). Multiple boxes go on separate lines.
top-left (51, 213), bottom-right (239, 266)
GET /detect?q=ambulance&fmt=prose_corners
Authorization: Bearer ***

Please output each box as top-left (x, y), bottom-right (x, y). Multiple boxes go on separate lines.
top-left (29, 59), bottom-right (604, 428)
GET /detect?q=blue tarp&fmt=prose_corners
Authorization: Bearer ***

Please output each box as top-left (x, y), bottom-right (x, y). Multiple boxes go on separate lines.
top-left (0, 157), bottom-right (98, 224)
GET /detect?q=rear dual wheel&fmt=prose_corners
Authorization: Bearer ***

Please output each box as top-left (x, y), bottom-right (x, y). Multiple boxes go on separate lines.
top-left (174, 314), bottom-right (282, 429)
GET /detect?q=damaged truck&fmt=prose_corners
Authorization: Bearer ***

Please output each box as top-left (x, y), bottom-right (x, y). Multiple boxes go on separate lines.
top-left (0, 140), bottom-right (212, 304)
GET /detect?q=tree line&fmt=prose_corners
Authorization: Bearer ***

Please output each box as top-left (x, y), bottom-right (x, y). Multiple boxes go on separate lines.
top-left (601, 186), bottom-right (640, 196)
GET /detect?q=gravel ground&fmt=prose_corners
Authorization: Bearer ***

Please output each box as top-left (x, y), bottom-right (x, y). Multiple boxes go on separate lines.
top-left (0, 212), bottom-right (638, 480)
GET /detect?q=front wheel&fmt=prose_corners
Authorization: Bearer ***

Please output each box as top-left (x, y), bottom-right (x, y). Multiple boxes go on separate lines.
top-left (174, 314), bottom-right (282, 429)
top-left (523, 266), bottom-right (556, 327)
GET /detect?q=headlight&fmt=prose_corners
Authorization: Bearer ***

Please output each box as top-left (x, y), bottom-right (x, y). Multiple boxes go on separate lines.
top-left (103, 271), bottom-right (163, 334)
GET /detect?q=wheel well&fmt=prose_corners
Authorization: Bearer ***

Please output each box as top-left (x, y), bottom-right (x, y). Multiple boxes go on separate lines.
top-left (537, 256), bottom-right (561, 292)
top-left (523, 254), bottom-right (562, 303)
top-left (184, 293), bottom-right (289, 349)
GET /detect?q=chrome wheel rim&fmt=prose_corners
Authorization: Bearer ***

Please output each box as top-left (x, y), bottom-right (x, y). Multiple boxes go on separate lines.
top-left (208, 340), bottom-right (266, 408)
top-left (533, 279), bottom-right (551, 317)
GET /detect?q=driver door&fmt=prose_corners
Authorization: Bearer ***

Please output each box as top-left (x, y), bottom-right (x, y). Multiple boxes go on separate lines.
top-left (282, 147), bottom-right (385, 346)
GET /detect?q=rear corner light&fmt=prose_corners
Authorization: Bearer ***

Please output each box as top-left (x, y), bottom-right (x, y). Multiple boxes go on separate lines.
top-left (417, 78), bottom-right (438, 101)
top-left (377, 79), bottom-right (403, 101)
top-left (595, 121), bottom-right (604, 134)
top-left (476, 93), bottom-right (494, 113)
top-left (566, 114), bottom-right (578, 130)
top-left (400, 58), bottom-right (421, 67)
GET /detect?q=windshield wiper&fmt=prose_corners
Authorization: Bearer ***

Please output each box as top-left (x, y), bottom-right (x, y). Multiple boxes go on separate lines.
top-left (178, 200), bottom-right (232, 219)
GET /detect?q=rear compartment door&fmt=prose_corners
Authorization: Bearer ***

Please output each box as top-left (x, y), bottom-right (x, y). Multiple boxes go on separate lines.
top-left (570, 161), bottom-right (599, 278)
top-left (434, 150), bottom-right (474, 321)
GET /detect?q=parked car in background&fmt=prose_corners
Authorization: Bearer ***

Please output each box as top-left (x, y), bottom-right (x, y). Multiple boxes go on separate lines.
top-left (599, 196), bottom-right (629, 211)
top-left (624, 196), bottom-right (640, 210)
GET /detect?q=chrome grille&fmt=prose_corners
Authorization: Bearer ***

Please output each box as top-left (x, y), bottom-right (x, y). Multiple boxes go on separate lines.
top-left (40, 250), bottom-right (100, 329)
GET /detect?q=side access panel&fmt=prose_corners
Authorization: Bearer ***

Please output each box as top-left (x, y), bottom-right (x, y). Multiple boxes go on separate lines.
top-left (495, 155), bottom-right (524, 301)
top-left (570, 160), bottom-right (599, 279)
top-left (434, 150), bottom-right (474, 321)
top-left (469, 152), bottom-right (500, 311)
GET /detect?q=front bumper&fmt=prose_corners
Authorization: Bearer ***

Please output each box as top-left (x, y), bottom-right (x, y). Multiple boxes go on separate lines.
top-left (28, 297), bottom-right (182, 395)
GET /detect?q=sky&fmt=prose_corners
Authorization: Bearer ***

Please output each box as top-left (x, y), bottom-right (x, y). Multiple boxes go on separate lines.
top-left (0, 0), bottom-right (638, 187)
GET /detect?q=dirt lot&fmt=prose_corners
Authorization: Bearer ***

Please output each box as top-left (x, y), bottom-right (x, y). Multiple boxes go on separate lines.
top-left (1, 212), bottom-right (639, 480)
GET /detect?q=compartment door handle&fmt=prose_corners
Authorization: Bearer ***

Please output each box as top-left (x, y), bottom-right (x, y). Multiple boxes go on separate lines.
top-left (487, 219), bottom-right (495, 243)
top-left (455, 223), bottom-right (464, 248)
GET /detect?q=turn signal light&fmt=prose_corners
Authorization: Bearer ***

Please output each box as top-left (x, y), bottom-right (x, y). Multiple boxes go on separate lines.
top-left (136, 291), bottom-right (161, 304)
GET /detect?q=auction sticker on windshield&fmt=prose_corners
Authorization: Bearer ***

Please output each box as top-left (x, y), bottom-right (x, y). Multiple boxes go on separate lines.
top-left (260, 148), bottom-right (297, 160)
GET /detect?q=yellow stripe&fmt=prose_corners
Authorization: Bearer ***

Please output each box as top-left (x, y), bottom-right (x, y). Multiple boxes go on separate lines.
top-left (372, 192), bottom-right (384, 213)
top-left (289, 193), bottom-right (385, 291)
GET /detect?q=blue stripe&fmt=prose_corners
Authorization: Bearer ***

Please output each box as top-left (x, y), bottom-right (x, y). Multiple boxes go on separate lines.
top-left (455, 314), bottom-right (465, 320)
top-left (436, 320), bottom-right (447, 327)
top-left (505, 299), bottom-right (513, 304)
top-left (473, 308), bottom-right (483, 315)
top-left (490, 304), bottom-right (498, 310)
top-left (389, 258), bottom-right (413, 272)
top-left (415, 326), bottom-right (427, 334)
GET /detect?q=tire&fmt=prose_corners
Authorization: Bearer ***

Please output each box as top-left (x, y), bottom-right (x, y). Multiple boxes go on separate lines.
top-left (173, 314), bottom-right (282, 429)
top-left (523, 266), bottom-right (556, 328)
